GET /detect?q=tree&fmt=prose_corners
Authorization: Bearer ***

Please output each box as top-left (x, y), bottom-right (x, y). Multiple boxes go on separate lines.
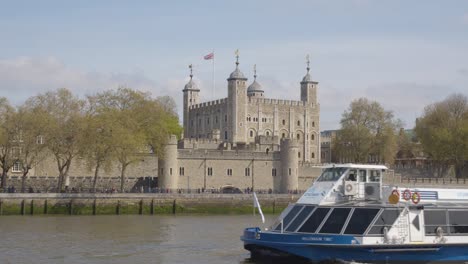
top-left (415, 93), bottom-right (468, 178)
top-left (15, 106), bottom-right (48, 192)
top-left (25, 88), bottom-right (85, 191)
top-left (334, 98), bottom-right (402, 164)
top-left (91, 87), bottom-right (182, 192)
top-left (0, 98), bottom-right (18, 189)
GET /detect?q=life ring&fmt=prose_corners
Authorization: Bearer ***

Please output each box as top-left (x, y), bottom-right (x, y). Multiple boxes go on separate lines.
top-left (391, 189), bottom-right (400, 197)
top-left (402, 189), bottom-right (412, 201)
top-left (345, 184), bottom-right (353, 193)
top-left (412, 192), bottom-right (421, 204)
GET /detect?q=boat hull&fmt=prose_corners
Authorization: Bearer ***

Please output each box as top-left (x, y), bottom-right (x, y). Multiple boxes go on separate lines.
top-left (241, 227), bottom-right (468, 263)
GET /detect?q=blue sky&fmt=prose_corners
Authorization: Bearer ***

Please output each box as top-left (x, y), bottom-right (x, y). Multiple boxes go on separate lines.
top-left (1, 0), bottom-right (467, 130)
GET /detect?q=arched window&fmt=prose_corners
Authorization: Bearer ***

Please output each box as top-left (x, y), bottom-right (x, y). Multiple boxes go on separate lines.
top-left (250, 130), bottom-right (254, 137)
top-left (297, 134), bottom-right (300, 140)
top-left (311, 134), bottom-right (315, 140)
top-left (266, 131), bottom-right (270, 136)
top-left (224, 131), bottom-right (228, 140)
top-left (282, 119), bottom-right (286, 125)
top-left (297, 120), bottom-right (301, 126)
top-left (312, 152), bottom-right (315, 159)
top-left (282, 133), bottom-right (286, 138)
top-left (266, 148), bottom-right (270, 154)
top-left (312, 121), bottom-right (315, 127)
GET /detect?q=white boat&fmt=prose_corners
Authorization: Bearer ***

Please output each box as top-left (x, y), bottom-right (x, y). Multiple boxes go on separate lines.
top-left (241, 164), bottom-right (468, 263)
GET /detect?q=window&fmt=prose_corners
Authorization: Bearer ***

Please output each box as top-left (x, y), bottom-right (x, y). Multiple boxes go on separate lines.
top-left (282, 133), bottom-right (286, 138)
top-left (298, 207), bottom-right (331, 233)
top-left (312, 121), bottom-right (315, 127)
top-left (36, 135), bottom-right (44, 144)
top-left (358, 170), bottom-right (367, 182)
top-left (297, 133), bottom-right (300, 140)
top-left (368, 209), bottom-right (402, 235)
top-left (297, 120), bottom-right (301, 126)
top-left (319, 208), bottom-right (352, 234)
top-left (369, 170), bottom-right (381, 182)
top-left (317, 167), bottom-right (347, 182)
top-left (266, 131), bottom-right (270, 136)
top-left (224, 131), bottom-right (228, 140)
top-left (170, 168), bottom-right (172, 175)
top-left (312, 152), bottom-right (315, 159)
top-left (288, 168), bottom-right (291, 175)
top-left (272, 168), bottom-right (277, 176)
top-left (208, 167), bottom-right (213, 176)
top-left (311, 134), bottom-right (315, 140)
top-left (448, 210), bottom-right (468, 234)
top-left (250, 130), bottom-right (254, 137)
top-left (282, 119), bottom-right (286, 125)
top-left (12, 161), bottom-right (21, 172)
top-left (215, 116), bottom-right (218, 124)
top-left (160, 168), bottom-right (164, 175)
top-left (286, 206), bottom-right (315, 232)
top-left (298, 152), bottom-right (301, 158)
top-left (227, 169), bottom-right (233, 176)
top-left (179, 167), bottom-right (185, 176)
top-left (245, 168), bottom-right (250, 176)
top-left (274, 205), bottom-right (303, 231)
top-left (344, 208), bottom-right (380, 235)
top-left (424, 210), bottom-right (447, 235)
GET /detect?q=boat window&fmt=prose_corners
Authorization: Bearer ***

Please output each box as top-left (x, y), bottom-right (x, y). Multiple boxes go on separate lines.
top-left (318, 208), bottom-right (352, 234)
top-left (369, 170), bottom-right (381, 182)
top-left (285, 206), bottom-right (315, 232)
top-left (317, 167), bottom-right (347, 182)
top-left (448, 210), bottom-right (468, 234)
top-left (273, 205), bottom-right (303, 231)
top-left (368, 209), bottom-right (401, 235)
top-left (346, 170), bottom-right (357, 181)
top-left (298, 207), bottom-right (331, 233)
top-left (424, 210), bottom-right (448, 235)
top-left (358, 170), bottom-right (366, 182)
top-left (344, 208), bottom-right (380, 235)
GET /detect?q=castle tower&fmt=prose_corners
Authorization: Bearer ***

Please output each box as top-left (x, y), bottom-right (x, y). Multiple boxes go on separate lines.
top-left (247, 64), bottom-right (264, 98)
top-left (300, 55), bottom-right (318, 105)
top-left (227, 50), bottom-right (248, 143)
top-left (182, 64), bottom-right (200, 138)
top-left (158, 135), bottom-right (178, 190)
top-left (280, 138), bottom-right (299, 193)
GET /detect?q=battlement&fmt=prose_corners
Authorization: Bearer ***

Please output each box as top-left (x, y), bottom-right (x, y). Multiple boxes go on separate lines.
top-left (179, 137), bottom-right (222, 150)
top-left (178, 148), bottom-right (281, 161)
top-left (189, 98), bottom-right (227, 110)
top-left (248, 97), bottom-right (317, 108)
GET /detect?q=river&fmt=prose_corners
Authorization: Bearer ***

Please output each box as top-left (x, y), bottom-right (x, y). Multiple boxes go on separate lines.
top-left (0, 214), bottom-right (275, 264)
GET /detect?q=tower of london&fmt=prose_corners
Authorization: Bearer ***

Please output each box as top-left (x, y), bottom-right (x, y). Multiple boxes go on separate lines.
top-left (158, 54), bottom-right (322, 193)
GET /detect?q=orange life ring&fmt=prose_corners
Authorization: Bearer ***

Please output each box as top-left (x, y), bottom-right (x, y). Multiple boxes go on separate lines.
top-left (402, 189), bottom-right (412, 201)
top-left (391, 189), bottom-right (400, 197)
top-left (412, 192), bottom-right (421, 204)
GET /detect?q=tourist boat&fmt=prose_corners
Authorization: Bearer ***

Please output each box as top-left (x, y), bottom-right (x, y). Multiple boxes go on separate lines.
top-left (241, 164), bottom-right (468, 263)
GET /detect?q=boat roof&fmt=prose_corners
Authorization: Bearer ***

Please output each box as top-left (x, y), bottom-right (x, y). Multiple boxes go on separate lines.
top-left (322, 163), bottom-right (388, 170)
top-left (296, 200), bottom-right (468, 208)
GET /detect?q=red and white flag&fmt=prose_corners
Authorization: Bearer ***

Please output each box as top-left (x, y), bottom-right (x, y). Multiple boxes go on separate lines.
top-left (204, 52), bottom-right (214, 60)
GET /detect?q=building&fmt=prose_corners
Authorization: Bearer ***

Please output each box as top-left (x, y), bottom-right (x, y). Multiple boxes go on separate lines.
top-left (158, 55), bottom-right (323, 193)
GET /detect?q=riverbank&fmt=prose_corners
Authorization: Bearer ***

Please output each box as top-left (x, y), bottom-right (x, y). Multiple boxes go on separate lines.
top-left (0, 193), bottom-right (298, 216)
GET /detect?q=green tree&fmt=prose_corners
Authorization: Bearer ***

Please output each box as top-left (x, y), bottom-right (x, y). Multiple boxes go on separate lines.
top-left (334, 98), bottom-right (402, 164)
top-left (15, 106), bottom-right (48, 192)
top-left (415, 93), bottom-right (468, 178)
top-left (26, 88), bottom-right (85, 191)
top-left (91, 87), bottom-right (181, 192)
top-left (0, 98), bottom-right (18, 189)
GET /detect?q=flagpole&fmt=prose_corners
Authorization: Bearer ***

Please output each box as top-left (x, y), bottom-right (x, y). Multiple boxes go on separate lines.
top-left (212, 49), bottom-right (215, 99)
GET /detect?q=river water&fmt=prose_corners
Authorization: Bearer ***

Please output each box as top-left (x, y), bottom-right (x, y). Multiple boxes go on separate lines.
top-left (0, 214), bottom-right (275, 264)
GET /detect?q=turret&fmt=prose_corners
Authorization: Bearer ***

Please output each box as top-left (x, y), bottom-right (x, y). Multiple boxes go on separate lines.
top-left (227, 50), bottom-right (248, 143)
top-left (158, 135), bottom-right (178, 190)
top-left (300, 55), bottom-right (318, 105)
top-left (247, 64), bottom-right (264, 98)
top-left (182, 64), bottom-right (200, 138)
top-left (280, 138), bottom-right (299, 193)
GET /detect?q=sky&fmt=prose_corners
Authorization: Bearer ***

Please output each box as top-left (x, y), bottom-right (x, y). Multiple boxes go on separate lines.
top-left (0, 0), bottom-right (467, 130)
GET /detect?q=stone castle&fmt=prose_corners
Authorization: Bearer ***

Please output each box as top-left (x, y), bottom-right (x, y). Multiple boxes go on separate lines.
top-left (157, 55), bottom-right (322, 192)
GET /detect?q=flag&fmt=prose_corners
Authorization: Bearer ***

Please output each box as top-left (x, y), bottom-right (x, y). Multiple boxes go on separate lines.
top-left (253, 192), bottom-right (265, 223)
top-left (204, 52), bottom-right (214, 60)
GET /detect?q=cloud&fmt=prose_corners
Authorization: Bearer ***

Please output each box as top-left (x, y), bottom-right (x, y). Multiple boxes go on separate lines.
top-left (0, 56), bottom-right (173, 103)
